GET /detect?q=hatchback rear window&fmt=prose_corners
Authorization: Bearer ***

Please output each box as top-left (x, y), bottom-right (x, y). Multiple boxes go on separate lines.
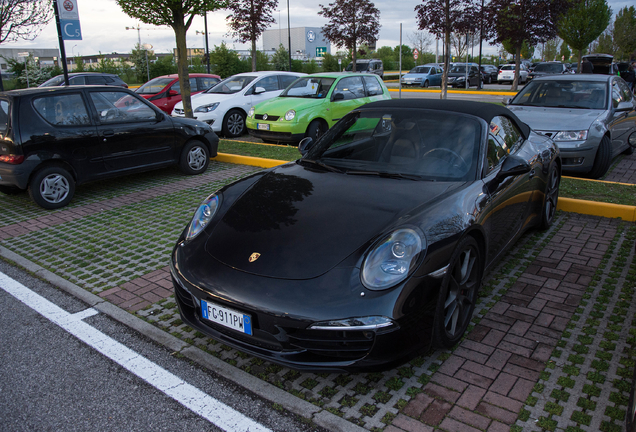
top-left (0, 100), bottom-right (9, 133)
top-left (33, 94), bottom-right (91, 126)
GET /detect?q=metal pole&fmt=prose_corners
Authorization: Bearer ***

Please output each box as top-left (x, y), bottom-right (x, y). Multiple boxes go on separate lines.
top-left (52, 0), bottom-right (69, 85)
top-left (145, 49), bottom-right (150, 81)
top-left (399, 23), bottom-right (402, 99)
top-left (287, 0), bottom-right (292, 71)
top-left (204, 13), bottom-right (210, 74)
top-left (478, 0), bottom-right (484, 89)
top-left (24, 57), bottom-right (29, 88)
top-left (465, 33), bottom-right (469, 89)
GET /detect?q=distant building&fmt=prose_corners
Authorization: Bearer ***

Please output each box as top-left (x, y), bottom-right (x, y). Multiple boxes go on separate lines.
top-left (262, 27), bottom-right (331, 60)
top-left (0, 48), bottom-right (61, 73)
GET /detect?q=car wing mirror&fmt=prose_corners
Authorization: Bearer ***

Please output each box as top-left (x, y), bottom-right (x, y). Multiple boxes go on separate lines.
top-left (495, 155), bottom-right (531, 180)
top-left (502, 97), bottom-right (512, 105)
top-left (332, 93), bottom-right (344, 102)
top-left (253, 86), bottom-right (266, 95)
top-left (615, 101), bottom-right (633, 112)
top-left (298, 137), bottom-right (314, 156)
top-left (168, 90), bottom-right (179, 96)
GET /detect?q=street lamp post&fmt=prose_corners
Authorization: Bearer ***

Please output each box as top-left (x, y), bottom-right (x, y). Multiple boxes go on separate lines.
top-left (287, 0), bottom-right (292, 72)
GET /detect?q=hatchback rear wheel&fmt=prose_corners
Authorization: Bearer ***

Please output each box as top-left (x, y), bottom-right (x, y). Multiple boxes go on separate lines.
top-left (29, 166), bottom-right (75, 209)
top-left (180, 140), bottom-right (210, 175)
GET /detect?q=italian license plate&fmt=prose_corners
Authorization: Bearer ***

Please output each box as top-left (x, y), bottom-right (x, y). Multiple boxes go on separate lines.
top-left (201, 300), bottom-right (252, 335)
top-left (257, 123), bottom-right (270, 131)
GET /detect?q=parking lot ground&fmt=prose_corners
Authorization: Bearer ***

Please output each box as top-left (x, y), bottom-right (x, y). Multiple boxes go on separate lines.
top-left (1, 158), bottom-right (635, 432)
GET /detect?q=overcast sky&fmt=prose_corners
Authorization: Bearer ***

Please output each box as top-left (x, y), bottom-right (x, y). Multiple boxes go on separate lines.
top-left (4, 0), bottom-right (633, 58)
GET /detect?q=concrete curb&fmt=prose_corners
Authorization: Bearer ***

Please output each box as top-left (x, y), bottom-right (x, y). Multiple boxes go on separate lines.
top-left (213, 152), bottom-right (288, 168)
top-left (0, 244), bottom-right (363, 432)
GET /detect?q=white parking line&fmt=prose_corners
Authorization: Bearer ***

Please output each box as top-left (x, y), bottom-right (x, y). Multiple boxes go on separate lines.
top-left (0, 271), bottom-right (272, 432)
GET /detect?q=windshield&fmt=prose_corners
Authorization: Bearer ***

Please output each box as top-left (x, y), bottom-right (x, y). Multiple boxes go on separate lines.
top-left (303, 109), bottom-right (481, 182)
top-left (205, 76), bottom-right (256, 94)
top-left (410, 66), bottom-right (431, 74)
top-left (345, 62), bottom-right (370, 71)
top-left (511, 80), bottom-right (607, 109)
top-left (135, 77), bottom-right (174, 94)
top-left (534, 64), bottom-right (563, 73)
top-left (450, 66), bottom-right (467, 73)
top-left (40, 76), bottom-right (65, 87)
top-left (281, 77), bottom-right (335, 98)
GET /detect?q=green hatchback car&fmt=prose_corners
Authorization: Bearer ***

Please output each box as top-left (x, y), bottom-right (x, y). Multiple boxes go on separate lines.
top-left (246, 73), bottom-right (391, 144)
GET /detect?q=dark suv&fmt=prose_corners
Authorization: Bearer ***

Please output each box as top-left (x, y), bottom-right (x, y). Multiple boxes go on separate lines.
top-left (0, 86), bottom-right (218, 209)
top-left (40, 72), bottom-right (128, 88)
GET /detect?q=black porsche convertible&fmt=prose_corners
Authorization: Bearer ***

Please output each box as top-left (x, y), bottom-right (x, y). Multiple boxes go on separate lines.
top-left (170, 99), bottom-right (561, 372)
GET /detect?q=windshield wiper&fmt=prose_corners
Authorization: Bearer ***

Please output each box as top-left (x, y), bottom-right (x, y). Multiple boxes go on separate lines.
top-left (301, 159), bottom-right (344, 173)
top-left (346, 170), bottom-right (421, 181)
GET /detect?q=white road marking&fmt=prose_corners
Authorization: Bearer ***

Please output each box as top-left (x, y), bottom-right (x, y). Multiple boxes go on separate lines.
top-left (0, 271), bottom-right (271, 432)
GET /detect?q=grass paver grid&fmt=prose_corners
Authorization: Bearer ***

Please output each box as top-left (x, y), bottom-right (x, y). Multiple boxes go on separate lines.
top-left (0, 162), bottom-right (236, 228)
top-left (515, 222), bottom-right (636, 432)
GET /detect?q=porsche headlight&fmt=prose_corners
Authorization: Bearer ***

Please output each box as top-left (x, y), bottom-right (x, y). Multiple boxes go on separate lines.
top-left (553, 130), bottom-right (588, 141)
top-left (186, 194), bottom-right (219, 241)
top-left (248, 107), bottom-right (255, 118)
top-left (194, 103), bottom-right (219, 113)
top-left (284, 109), bottom-right (296, 121)
top-left (361, 228), bottom-right (425, 290)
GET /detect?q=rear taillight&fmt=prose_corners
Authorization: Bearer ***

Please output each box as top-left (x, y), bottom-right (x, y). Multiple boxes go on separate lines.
top-left (0, 154), bottom-right (24, 164)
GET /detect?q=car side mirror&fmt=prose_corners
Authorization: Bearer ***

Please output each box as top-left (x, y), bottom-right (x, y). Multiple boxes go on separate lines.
top-left (168, 90), bottom-right (179, 97)
top-left (496, 155), bottom-right (531, 180)
top-left (616, 101), bottom-right (633, 112)
top-left (298, 137), bottom-right (314, 156)
top-left (332, 93), bottom-right (344, 102)
top-left (502, 97), bottom-right (512, 105)
top-left (253, 86), bottom-right (266, 95)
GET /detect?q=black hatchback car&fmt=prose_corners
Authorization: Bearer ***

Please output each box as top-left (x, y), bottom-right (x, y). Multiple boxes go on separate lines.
top-left (0, 86), bottom-right (218, 209)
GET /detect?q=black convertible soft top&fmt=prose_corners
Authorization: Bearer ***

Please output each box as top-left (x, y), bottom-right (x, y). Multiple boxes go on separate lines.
top-left (362, 99), bottom-right (531, 139)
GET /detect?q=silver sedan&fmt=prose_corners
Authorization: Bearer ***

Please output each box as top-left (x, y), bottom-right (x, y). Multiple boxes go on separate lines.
top-left (504, 74), bottom-right (636, 178)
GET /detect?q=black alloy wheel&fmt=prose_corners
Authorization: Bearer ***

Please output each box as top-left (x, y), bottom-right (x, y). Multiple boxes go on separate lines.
top-left (222, 109), bottom-right (246, 138)
top-left (539, 163), bottom-right (560, 230)
top-left (433, 236), bottom-right (483, 348)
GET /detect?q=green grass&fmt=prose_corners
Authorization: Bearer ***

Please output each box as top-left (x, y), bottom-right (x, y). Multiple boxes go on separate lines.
top-left (218, 139), bottom-right (636, 206)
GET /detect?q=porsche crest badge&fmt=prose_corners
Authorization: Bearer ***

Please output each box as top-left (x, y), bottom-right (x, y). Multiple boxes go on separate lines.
top-left (249, 253), bottom-right (261, 262)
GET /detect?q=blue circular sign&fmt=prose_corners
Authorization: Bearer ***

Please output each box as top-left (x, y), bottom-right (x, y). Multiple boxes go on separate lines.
top-left (306, 31), bottom-right (316, 43)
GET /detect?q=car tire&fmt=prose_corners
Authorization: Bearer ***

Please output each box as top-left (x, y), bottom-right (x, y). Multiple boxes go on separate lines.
top-left (587, 135), bottom-right (612, 179)
top-left (306, 120), bottom-right (327, 142)
top-left (539, 163), bottom-right (560, 230)
top-left (433, 236), bottom-right (483, 348)
top-left (179, 140), bottom-right (210, 175)
top-left (422, 80), bottom-right (429, 88)
top-left (28, 166), bottom-right (75, 209)
top-left (222, 109), bottom-right (246, 138)
top-left (0, 185), bottom-right (21, 195)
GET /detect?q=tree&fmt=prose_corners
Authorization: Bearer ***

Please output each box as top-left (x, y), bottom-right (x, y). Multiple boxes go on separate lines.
top-left (415, 0), bottom-right (475, 99)
top-left (394, 45), bottom-right (415, 71)
top-left (226, 0), bottom-right (278, 72)
top-left (319, 0), bottom-right (381, 72)
top-left (486, 0), bottom-right (572, 90)
top-left (589, 26), bottom-right (616, 56)
top-left (0, 0), bottom-right (53, 90)
top-left (538, 38), bottom-right (560, 61)
top-left (613, 6), bottom-right (636, 60)
top-left (209, 43), bottom-right (244, 77)
top-left (559, 41), bottom-right (571, 61)
top-left (150, 54), bottom-right (178, 78)
top-left (408, 30), bottom-right (434, 65)
top-left (321, 53), bottom-right (340, 72)
top-left (558, 0), bottom-right (611, 72)
top-left (271, 44), bottom-right (290, 71)
top-left (116, 0), bottom-right (226, 118)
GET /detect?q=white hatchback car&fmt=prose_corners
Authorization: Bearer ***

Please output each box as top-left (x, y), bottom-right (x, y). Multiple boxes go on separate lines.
top-left (172, 71), bottom-right (306, 137)
top-left (497, 64), bottom-right (529, 84)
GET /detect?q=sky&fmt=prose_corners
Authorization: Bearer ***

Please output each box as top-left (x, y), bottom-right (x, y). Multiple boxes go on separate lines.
top-left (4, 0), bottom-right (634, 59)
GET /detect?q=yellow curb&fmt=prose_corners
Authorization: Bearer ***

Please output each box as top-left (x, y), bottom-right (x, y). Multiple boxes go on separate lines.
top-left (222, 139), bottom-right (293, 148)
top-left (557, 197), bottom-right (636, 222)
top-left (213, 152), bottom-right (288, 168)
top-left (212, 153), bottom-right (636, 221)
top-left (388, 88), bottom-right (516, 96)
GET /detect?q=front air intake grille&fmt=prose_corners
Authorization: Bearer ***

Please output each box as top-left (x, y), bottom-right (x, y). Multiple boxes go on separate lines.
top-left (287, 329), bottom-right (375, 359)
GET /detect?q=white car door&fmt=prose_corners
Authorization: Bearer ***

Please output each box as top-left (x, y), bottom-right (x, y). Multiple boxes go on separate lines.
top-left (248, 75), bottom-right (284, 109)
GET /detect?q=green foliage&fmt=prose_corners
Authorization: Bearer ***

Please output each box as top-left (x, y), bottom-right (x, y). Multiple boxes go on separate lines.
top-left (209, 43), bottom-right (245, 78)
top-left (321, 53), bottom-right (341, 72)
top-left (150, 54), bottom-right (178, 78)
top-left (558, 0), bottom-right (612, 61)
top-left (271, 44), bottom-right (290, 71)
top-left (302, 60), bottom-right (319, 74)
top-left (613, 6), bottom-right (636, 60)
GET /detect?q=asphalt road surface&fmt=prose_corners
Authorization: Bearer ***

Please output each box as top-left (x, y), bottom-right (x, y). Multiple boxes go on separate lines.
top-left (0, 259), bottom-right (327, 432)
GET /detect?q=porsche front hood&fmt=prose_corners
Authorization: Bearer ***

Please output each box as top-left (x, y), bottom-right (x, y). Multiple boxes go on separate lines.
top-left (205, 163), bottom-right (458, 279)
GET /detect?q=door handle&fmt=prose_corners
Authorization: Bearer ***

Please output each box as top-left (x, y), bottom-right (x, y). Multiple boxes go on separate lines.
top-left (529, 168), bottom-right (536, 178)
top-left (102, 130), bottom-right (115, 137)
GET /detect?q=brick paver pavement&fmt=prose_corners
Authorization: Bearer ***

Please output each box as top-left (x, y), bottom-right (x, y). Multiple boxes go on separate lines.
top-left (389, 215), bottom-right (621, 432)
top-left (604, 151), bottom-right (636, 184)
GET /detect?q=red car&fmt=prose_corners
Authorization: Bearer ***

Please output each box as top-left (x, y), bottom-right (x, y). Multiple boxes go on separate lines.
top-left (135, 73), bottom-right (221, 114)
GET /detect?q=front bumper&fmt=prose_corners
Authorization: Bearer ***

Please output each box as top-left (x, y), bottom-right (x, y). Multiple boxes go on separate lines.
top-left (537, 135), bottom-right (598, 174)
top-left (246, 118), bottom-right (307, 144)
top-left (170, 240), bottom-right (438, 372)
